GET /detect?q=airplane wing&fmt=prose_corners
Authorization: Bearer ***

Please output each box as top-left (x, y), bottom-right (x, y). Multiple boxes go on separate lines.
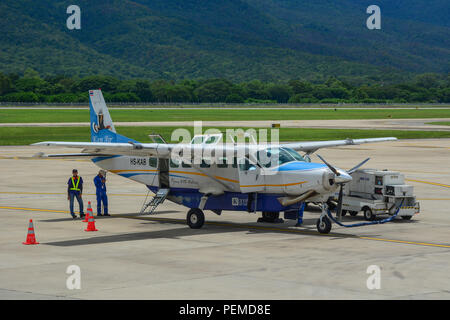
top-left (33, 137), bottom-right (397, 158)
top-left (32, 141), bottom-right (172, 158)
top-left (280, 137), bottom-right (397, 153)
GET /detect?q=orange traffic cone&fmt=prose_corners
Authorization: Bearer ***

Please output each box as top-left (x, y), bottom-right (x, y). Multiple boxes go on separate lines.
top-left (85, 215), bottom-right (98, 232)
top-left (84, 202), bottom-right (93, 222)
top-left (23, 219), bottom-right (39, 245)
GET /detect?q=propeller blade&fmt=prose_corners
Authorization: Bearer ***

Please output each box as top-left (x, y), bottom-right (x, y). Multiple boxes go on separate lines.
top-left (336, 184), bottom-right (344, 221)
top-left (316, 154), bottom-right (340, 176)
top-left (348, 157), bottom-right (370, 174)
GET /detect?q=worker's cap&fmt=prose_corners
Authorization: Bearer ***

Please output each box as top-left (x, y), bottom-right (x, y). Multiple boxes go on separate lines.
top-left (99, 170), bottom-right (106, 175)
top-left (72, 169), bottom-right (78, 173)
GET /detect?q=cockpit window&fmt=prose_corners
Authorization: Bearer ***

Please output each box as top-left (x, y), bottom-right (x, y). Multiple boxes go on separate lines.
top-left (256, 147), bottom-right (305, 168)
top-left (284, 148), bottom-right (306, 162)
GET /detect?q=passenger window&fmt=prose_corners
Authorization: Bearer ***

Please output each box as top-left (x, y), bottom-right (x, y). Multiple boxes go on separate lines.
top-left (191, 136), bottom-right (204, 144)
top-left (239, 158), bottom-right (255, 171)
top-left (217, 157), bottom-right (228, 168)
top-left (200, 159), bottom-right (211, 168)
top-left (170, 158), bottom-right (180, 168)
top-left (148, 157), bottom-right (158, 168)
top-left (205, 136), bottom-right (217, 144)
top-left (182, 161), bottom-right (191, 168)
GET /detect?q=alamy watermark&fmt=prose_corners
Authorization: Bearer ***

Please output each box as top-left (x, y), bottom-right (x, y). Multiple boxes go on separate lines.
top-left (66, 5), bottom-right (81, 30)
top-left (366, 265), bottom-right (381, 290)
top-left (366, 5), bottom-right (381, 30)
top-left (169, 121), bottom-right (281, 175)
top-left (66, 265), bottom-right (81, 290)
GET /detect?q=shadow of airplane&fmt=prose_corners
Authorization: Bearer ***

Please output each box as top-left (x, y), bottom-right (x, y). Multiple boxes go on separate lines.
top-left (43, 212), bottom-right (364, 247)
top-left (41, 210), bottom-right (177, 222)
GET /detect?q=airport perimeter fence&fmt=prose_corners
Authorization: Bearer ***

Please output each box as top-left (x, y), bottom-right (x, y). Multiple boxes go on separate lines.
top-left (0, 102), bottom-right (449, 108)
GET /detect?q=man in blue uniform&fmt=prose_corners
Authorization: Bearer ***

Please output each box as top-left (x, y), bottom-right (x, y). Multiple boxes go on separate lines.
top-left (67, 169), bottom-right (84, 219)
top-left (94, 170), bottom-right (109, 216)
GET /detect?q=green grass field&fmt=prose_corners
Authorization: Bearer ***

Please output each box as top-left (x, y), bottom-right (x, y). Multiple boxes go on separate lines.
top-left (1, 126), bottom-right (450, 145)
top-left (428, 121), bottom-right (450, 126)
top-left (1, 108), bottom-right (450, 123)
top-left (2, 104), bottom-right (450, 109)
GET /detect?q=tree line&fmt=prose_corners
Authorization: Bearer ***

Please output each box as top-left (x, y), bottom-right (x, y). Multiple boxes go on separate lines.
top-left (0, 69), bottom-right (449, 104)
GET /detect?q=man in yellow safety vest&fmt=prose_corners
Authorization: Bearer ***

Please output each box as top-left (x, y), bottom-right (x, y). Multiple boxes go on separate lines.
top-left (67, 169), bottom-right (85, 219)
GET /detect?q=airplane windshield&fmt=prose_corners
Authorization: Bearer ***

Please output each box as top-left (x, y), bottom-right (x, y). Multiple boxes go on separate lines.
top-left (257, 147), bottom-right (305, 168)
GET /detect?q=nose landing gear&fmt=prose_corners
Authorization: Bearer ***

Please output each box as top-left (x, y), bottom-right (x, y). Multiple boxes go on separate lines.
top-left (317, 203), bottom-right (332, 234)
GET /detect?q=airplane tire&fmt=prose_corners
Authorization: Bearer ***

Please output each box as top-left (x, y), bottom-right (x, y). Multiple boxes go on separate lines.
top-left (187, 208), bottom-right (205, 229)
top-left (401, 216), bottom-right (412, 220)
top-left (262, 211), bottom-right (279, 222)
top-left (316, 216), bottom-right (332, 234)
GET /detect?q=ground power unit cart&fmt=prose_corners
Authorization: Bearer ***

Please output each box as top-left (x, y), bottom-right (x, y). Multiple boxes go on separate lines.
top-left (334, 168), bottom-right (420, 221)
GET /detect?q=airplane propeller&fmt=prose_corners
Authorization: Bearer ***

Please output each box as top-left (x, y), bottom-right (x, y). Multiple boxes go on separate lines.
top-left (348, 157), bottom-right (370, 174)
top-left (317, 155), bottom-right (370, 221)
top-left (316, 154), bottom-right (340, 176)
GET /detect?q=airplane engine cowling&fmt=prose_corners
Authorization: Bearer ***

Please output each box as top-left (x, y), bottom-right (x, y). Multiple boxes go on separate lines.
top-left (322, 171), bottom-right (336, 191)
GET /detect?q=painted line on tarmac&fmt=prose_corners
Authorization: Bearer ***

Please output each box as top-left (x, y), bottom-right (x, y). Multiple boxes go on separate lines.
top-left (0, 191), bottom-right (146, 197)
top-left (406, 179), bottom-right (450, 189)
top-left (0, 206), bottom-right (68, 214)
top-left (357, 237), bottom-right (450, 248)
top-left (1, 205), bottom-right (450, 249)
top-left (2, 191), bottom-right (450, 201)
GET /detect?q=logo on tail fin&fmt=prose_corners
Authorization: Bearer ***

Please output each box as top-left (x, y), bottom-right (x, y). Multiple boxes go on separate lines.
top-left (88, 90), bottom-right (139, 144)
top-left (89, 90), bottom-right (116, 142)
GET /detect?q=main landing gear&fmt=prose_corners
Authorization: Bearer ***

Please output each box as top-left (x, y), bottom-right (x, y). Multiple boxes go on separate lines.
top-left (187, 208), bottom-right (205, 229)
top-left (258, 211), bottom-right (283, 223)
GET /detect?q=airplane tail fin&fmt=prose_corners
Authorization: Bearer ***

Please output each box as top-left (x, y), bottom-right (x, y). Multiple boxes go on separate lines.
top-left (89, 89), bottom-right (138, 143)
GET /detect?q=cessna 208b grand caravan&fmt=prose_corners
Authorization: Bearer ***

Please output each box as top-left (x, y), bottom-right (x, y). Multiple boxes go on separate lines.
top-left (34, 90), bottom-right (397, 233)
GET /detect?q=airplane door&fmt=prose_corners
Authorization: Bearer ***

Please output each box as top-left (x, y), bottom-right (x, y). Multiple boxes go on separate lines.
top-left (158, 158), bottom-right (170, 189)
top-left (238, 158), bottom-right (265, 193)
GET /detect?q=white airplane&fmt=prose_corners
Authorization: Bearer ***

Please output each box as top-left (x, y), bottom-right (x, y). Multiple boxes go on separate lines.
top-left (34, 90), bottom-right (397, 234)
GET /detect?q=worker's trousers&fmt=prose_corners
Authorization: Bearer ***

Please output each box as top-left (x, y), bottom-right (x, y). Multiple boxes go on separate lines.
top-left (69, 192), bottom-right (84, 215)
top-left (96, 192), bottom-right (108, 215)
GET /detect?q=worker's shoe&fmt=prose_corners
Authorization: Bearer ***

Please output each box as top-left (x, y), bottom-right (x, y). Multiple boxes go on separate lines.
top-left (104, 213), bottom-right (110, 216)
top-left (80, 213), bottom-right (85, 219)
top-left (71, 214), bottom-right (77, 219)
top-left (97, 213), bottom-right (103, 217)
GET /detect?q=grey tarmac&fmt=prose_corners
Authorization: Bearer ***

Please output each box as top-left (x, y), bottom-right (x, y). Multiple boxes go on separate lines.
top-left (0, 139), bottom-right (449, 299)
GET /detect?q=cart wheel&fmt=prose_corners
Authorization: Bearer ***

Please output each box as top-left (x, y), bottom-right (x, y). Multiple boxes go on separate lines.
top-left (401, 216), bottom-right (412, 220)
top-left (187, 208), bottom-right (205, 229)
top-left (341, 210), bottom-right (347, 217)
top-left (350, 211), bottom-right (358, 216)
top-left (262, 211), bottom-right (280, 223)
top-left (363, 207), bottom-right (375, 221)
top-left (316, 216), bottom-right (332, 234)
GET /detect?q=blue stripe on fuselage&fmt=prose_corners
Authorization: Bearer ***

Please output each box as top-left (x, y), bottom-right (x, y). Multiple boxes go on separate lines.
top-left (92, 155), bottom-right (122, 163)
top-left (119, 172), bottom-right (157, 178)
top-left (273, 161), bottom-right (326, 171)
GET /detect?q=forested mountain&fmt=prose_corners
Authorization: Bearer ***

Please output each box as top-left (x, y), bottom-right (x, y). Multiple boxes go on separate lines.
top-left (1, 0), bottom-right (449, 82)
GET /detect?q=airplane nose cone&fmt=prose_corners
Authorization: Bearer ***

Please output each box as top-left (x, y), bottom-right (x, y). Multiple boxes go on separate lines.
top-left (335, 169), bottom-right (352, 184)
